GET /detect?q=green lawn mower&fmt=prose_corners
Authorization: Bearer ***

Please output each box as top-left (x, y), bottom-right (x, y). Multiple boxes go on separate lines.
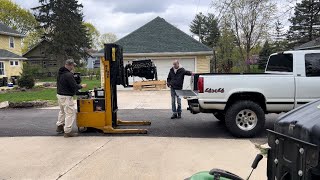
top-left (186, 154), bottom-right (263, 180)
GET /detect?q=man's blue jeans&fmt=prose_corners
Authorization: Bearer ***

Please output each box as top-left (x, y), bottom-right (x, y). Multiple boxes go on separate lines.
top-left (171, 88), bottom-right (181, 114)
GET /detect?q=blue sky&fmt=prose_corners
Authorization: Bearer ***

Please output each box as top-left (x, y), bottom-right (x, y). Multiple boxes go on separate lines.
top-left (13, 0), bottom-right (297, 39)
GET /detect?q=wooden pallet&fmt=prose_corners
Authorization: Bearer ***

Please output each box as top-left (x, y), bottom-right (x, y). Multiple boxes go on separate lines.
top-left (133, 80), bottom-right (167, 91)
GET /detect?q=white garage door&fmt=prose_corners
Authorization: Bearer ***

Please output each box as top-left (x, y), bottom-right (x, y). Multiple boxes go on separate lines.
top-left (152, 58), bottom-right (195, 89)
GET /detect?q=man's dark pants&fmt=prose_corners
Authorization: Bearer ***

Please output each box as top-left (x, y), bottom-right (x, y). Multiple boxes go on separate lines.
top-left (171, 88), bottom-right (181, 114)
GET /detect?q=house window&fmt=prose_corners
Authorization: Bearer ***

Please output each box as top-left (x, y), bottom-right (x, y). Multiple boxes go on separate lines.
top-left (0, 62), bottom-right (4, 75)
top-left (10, 60), bottom-right (19, 66)
top-left (9, 37), bottom-right (14, 48)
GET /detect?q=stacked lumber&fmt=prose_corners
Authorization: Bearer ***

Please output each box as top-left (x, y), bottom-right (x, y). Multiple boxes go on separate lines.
top-left (133, 80), bottom-right (166, 91)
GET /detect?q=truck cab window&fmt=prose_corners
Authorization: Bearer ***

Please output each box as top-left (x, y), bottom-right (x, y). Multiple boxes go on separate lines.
top-left (266, 53), bottom-right (293, 72)
top-left (305, 53), bottom-right (320, 77)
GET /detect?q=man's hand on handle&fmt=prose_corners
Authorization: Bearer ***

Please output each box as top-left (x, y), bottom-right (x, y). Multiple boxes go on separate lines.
top-left (81, 84), bottom-right (87, 88)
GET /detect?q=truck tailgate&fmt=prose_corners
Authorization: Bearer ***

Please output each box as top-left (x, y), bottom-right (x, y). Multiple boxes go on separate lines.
top-left (175, 90), bottom-right (198, 98)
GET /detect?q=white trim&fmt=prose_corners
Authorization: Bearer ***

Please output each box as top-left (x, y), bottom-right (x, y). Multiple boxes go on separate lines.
top-left (0, 61), bottom-right (5, 76)
top-left (0, 31), bottom-right (25, 37)
top-left (0, 57), bottom-right (27, 60)
top-left (93, 51), bottom-right (213, 57)
top-left (123, 55), bottom-right (198, 60)
top-left (9, 60), bottom-right (19, 66)
top-left (195, 56), bottom-right (197, 72)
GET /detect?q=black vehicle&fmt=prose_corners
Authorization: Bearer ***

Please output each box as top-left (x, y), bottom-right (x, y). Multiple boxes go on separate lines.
top-left (188, 99), bottom-right (320, 180)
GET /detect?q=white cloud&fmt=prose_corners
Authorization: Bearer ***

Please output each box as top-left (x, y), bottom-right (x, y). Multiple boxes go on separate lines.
top-left (12, 0), bottom-right (220, 38)
top-left (12, 0), bottom-right (298, 40)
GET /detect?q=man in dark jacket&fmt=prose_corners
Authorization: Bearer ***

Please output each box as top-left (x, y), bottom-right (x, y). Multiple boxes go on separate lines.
top-left (167, 60), bottom-right (192, 119)
top-left (56, 59), bottom-right (87, 137)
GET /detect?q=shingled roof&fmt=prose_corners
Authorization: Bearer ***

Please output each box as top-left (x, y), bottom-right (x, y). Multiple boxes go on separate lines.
top-left (294, 37), bottom-right (320, 50)
top-left (98, 17), bottom-right (212, 54)
top-left (0, 49), bottom-right (25, 59)
top-left (0, 22), bottom-right (25, 37)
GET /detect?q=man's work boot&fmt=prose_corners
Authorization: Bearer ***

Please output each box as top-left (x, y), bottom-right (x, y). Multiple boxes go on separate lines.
top-left (177, 113), bottom-right (181, 119)
top-left (56, 125), bottom-right (64, 134)
top-left (171, 113), bottom-right (177, 119)
top-left (64, 132), bottom-right (78, 138)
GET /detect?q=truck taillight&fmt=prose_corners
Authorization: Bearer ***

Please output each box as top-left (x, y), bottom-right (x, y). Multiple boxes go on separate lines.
top-left (198, 77), bottom-right (204, 93)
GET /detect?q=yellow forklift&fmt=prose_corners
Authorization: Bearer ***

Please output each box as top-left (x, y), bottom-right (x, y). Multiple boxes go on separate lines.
top-left (76, 44), bottom-right (151, 134)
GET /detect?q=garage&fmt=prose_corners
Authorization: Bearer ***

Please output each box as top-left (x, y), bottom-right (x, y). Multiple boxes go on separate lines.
top-left (95, 17), bottom-right (212, 88)
top-left (152, 58), bottom-right (195, 89)
top-left (123, 58), bottom-right (195, 89)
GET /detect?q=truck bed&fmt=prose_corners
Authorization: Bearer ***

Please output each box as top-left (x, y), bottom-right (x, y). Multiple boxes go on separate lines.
top-left (192, 73), bottom-right (287, 90)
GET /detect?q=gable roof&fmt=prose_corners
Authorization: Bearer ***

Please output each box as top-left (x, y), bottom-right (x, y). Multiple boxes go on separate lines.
top-left (294, 37), bottom-right (320, 50)
top-left (0, 49), bottom-right (25, 59)
top-left (98, 17), bottom-right (212, 55)
top-left (0, 22), bottom-right (25, 37)
top-left (23, 39), bottom-right (48, 57)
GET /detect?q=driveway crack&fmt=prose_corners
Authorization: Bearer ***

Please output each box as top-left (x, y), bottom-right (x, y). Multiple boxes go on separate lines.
top-left (56, 138), bottom-right (113, 180)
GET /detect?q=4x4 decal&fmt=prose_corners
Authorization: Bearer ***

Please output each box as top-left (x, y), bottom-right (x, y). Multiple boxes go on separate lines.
top-left (205, 88), bottom-right (224, 93)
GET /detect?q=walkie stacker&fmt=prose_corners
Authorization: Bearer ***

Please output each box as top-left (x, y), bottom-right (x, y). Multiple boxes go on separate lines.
top-left (76, 44), bottom-right (151, 134)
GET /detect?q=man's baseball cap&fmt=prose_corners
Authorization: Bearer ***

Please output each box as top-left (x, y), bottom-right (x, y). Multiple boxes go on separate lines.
top-left (65, 59), bottom-right (77, 66)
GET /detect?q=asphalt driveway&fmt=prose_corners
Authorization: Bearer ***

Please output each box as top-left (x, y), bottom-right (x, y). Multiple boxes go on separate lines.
top-left (0, 108), bottom-right (279, 144)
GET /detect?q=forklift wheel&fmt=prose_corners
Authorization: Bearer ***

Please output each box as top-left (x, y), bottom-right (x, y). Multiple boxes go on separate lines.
top-left (78, 127), bottom-right (88, 133)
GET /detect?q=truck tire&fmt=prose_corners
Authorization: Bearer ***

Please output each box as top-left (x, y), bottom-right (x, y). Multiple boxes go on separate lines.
top-left (225, 100), bottom-right (265, 138)
top-left (213, 112), bottom-right (225, 122)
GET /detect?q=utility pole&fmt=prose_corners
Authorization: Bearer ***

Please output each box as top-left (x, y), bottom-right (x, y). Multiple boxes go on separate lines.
top-left (199, 12), bottom-right (202, 42)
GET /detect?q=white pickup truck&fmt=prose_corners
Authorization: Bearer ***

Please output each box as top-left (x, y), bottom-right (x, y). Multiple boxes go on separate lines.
top-left (182, 50), bottom-right (320, 137)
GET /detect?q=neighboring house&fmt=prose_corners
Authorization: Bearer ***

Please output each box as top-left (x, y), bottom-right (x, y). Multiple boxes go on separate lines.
top-left (24, 40), bottom-right (94, 76)
top-left (294, 37), bottom-right (320, 50)
top-left (0, 22), bottom-right (26, 81)
top-left (94, 17), bottom-right (213, 89)
top-left (23, 39), bottom-right (60, 76)
top-left (86, 49), bottom-right (98, 69)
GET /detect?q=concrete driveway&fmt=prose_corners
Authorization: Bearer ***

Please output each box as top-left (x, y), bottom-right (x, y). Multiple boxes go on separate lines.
top-left (0, 90), bottom-right (280, 179)
top-left (0, 136), bottom-right (266, 180)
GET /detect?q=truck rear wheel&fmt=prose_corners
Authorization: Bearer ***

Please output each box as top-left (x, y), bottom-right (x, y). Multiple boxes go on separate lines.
top-left (225, 100), bottom-right (265, 138)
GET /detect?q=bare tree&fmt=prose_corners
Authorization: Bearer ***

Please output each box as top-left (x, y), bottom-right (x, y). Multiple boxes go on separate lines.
top-left (99, 33), bottom-right (118, 49)
top-left (213, 0), bottom-right (276, 71)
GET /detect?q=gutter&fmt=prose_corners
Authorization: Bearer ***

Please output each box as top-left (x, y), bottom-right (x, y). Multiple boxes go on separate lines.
top-left (296, 45), bottom-right (320, 50)
top-left (0, 31), bottom-right (25, 38)
top-left (92, 51), bottom-right (213, 57)
top-left (0, 57), bottom-right (27, 60)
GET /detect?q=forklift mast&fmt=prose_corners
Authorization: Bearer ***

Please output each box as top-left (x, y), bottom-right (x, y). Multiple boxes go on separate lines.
top-left (103, 44), bottom-right (122, 126)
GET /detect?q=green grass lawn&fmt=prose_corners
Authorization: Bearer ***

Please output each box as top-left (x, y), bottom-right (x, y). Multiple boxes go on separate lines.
top-left (0, 79), bottom-right (101, 103)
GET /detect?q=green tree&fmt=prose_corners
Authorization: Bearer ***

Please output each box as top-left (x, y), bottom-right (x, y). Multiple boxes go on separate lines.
top-left (213, 0), bottom-right (276, 72)
top-left (99, 33), bottom-right (117, 48)
top-left (84, 22), bottom-right (100, 50)
top-left (22, 29), bottom-right (44, 53)
top-left (0, 0), bottom-right (41, 53)
top-left (190, 12), bottom-right (207, 43)
top-left (0, 0), bottom-right (38, 34)
top-left (287, 0), bottom-right (320, 47)
top-left (271, 20), bottom-right (289, 52)
top-left (259, 40), bottom-right (273, 70)
top-left (216, 21), bottom-right (237, 73)
top-left (190, 12), bottom-right (220, 47)
top-left (33, 0), bottom-right (91, 65)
